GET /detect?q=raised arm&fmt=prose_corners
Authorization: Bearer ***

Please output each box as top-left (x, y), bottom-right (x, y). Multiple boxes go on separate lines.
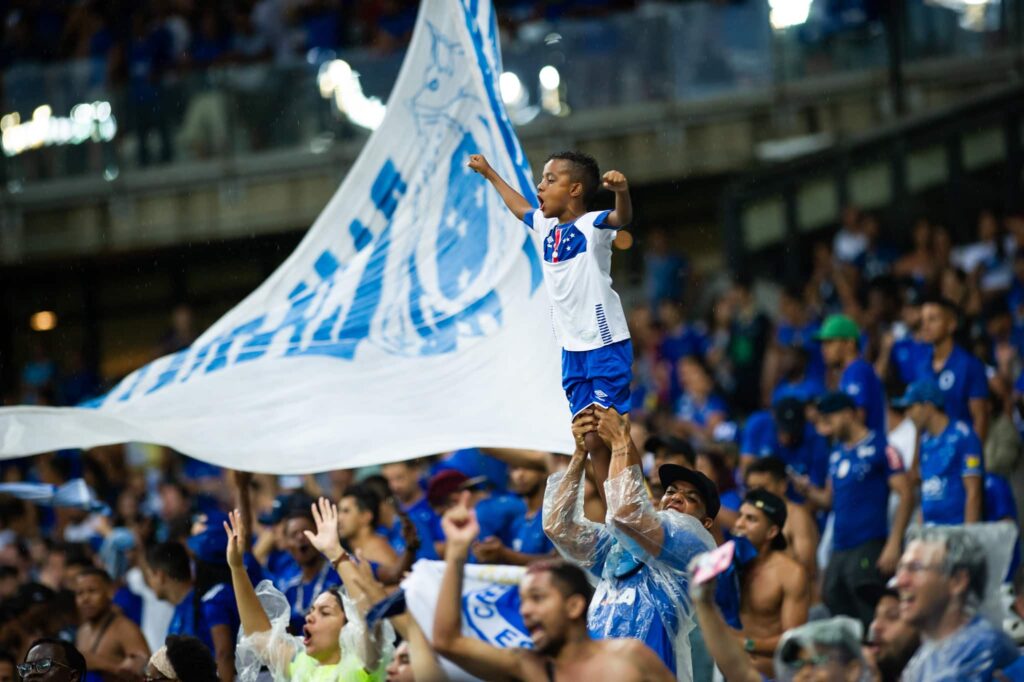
top-left (969, 398), bottom-right (990, 444)
top-left (689, 574), bottom-right (762, 682)
top-left (304, 498), bottom-right (386, 671)
top-left (479, 448), bottom-right (551, 471)
top-left (600, 408), bottom-right (663, 554)
top-left (432, 493), bottom-right (524, 682)
top-left (468, 155), bottom-right (533, 222)
top-left (541, 419), bottom-right (613, 570)
top-left (879, 472), bottom-right (914, 576)
top-left (786, 505), bottom-right (819, 581)
top-left (390, 613), bottom-right (450, 682)
top-left (964, 475), bottom-right (983, 524)
top-left (789, 472), bottom-right (832, 511)
top-left (225, 510), bottom-right (273, 636)
top-left (598, 408), bottom-right (715, 568)
top-left (233, 470), bottom-right (255, 554)
top-left (600, 171), bottom-right (632, 228)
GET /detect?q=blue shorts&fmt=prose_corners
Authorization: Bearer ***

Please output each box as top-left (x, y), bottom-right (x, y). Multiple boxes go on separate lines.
top-left (562, 339), bottom-right (633, 417)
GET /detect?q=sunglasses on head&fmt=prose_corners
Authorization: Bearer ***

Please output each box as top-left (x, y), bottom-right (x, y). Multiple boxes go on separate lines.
top-left (17, 659), bottom-right (73, 678)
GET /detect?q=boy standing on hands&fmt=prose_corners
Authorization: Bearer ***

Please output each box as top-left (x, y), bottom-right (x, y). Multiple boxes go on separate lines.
top-left (469, 151), bottom-right (633, 492)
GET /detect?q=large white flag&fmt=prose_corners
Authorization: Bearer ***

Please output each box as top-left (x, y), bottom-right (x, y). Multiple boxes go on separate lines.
top-left (0, 0), bottom-right (573, 471)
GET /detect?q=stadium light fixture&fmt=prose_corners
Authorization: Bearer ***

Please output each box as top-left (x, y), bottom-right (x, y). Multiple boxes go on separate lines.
top-left (30, 311), bottom-right (57, 332)
top-left (768, 0), bottom-right (812, 29)
top-left (1, 101), bottom-right (116, 157)
top-left (317, 59), bottom-right (386, 131)
top-left (499, 72), bottom-right (525, 107)
top-left (539, 66), bottom-right (560, 91)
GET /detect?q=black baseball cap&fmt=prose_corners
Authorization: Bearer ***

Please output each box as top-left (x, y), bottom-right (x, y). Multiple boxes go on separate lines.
top-left (644, 435), bottom-right (697, 466)
top-left (772, 397), bottom-right (805, 437)
top-left (743, 489), bottom-right (788, 551)
top-left (658, 464), bottom-right (720, 521)
top-left (816, 391), bottom-right (856, 415)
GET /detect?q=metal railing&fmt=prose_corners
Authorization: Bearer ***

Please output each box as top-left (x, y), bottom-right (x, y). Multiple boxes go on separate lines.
top-left (0, 0), bottom-right (1019, 187)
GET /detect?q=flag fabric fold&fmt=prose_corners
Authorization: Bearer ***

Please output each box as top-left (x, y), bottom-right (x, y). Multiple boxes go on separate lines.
top-left (0, 0), bottom-right (573, 472)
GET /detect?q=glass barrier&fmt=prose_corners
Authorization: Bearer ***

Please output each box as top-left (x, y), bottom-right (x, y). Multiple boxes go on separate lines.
top-left (0, 0), bottom-right (1019, 187)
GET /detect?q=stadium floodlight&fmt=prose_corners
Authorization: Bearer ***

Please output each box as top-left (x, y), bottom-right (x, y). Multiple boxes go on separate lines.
top-left (499, 72), bottom-right (525, 107)
top-left (539, 66), bottom-right (561, 91)
top-left (768, 0), bottom-right (812, 29)
top-left (317, 59), bottom-right (386, 131)
top-left (1, 101), bottom-right (117, 157)
top-left (30, 311), bottom-right (57, 332)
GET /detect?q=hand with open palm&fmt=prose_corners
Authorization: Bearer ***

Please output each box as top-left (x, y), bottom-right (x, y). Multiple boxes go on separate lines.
top-left (305, 497), bottom-right (347, 565)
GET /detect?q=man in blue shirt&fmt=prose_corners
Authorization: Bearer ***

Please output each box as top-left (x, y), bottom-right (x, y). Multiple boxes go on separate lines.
top-left (427, 469), bottom-right (525, 564)
top-left (739, 398), bottom-right (830, 503)
top-left (817, 314), bottom-right (887, 439)
top-left (792, 392), bottom-right (913, 629)
top-left (915, 296), bottom-right (990, 441)
top-left (144, 541), bottom-right (222, 652)
top-left (897, 526), bottom-right (1019, 681)
top-left (894, 380), bottom-right (983, 525)
top-left (472, 462), bottom-right (555, 565)
top-left (381, 459), bottom-right (440, 561)
top-left (544, 409), bottom-right (716, 676)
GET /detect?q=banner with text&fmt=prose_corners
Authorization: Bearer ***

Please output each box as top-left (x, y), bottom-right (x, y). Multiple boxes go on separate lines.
top-left (0, 0), bottom-right (572, 471)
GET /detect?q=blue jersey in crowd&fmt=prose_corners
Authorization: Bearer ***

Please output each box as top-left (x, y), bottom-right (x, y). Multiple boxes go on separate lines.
top-left (510, 508), bottom-right (554, 556)
top-left (840, 358), bottom-right (887, 440)
top-left (265, 548), bottom-right (296, 584)
top-left (167, 583), bottom-right (240, 653)
top-left (913, 345), bottom-right (988, 427)
top-left (771, 375), bottom-right (826, 405)
top-left (829, 430), bottom-right (904, 551)
top-left (890, 336), bottom-right (928, 385)
top-left (431, 449), bottom-right (509, 493)
top-left (985, 473), bottom-right (1020, 581)
top-left (919, 420), bottom-right (984, 525)
top-left (278, 561), bottom-right (343, 635)
top-left (776, 320), bottom-right (825, 380)
top-left (674, 393), bottom-right (728, 428)
top-left (401, 496), bottom-right (440, 561)
top-left (741, 411), bottom-right (830, 500)
top-left (474, 494), bottom-right (526, 548)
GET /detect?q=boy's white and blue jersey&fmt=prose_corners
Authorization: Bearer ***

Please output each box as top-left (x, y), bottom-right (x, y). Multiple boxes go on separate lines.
top-left (523, 208), bottom-right (633, 415)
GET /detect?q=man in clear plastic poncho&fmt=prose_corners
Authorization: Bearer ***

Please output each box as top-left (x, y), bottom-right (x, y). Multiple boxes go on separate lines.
top-left (896, 525), bottom-right (1020, 681)
top-left (543, 408), bottom-right (716, 680)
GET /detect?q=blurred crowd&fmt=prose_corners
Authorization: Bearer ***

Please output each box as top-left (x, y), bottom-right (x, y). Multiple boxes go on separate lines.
top-left (6, 203), bottom-right (1024, 680)
top-left (0, 0), bottom-right (637, 71)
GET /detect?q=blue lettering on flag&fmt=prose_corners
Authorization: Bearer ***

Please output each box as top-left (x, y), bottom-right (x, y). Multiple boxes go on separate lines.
top-left (90, 3), bottom-right (546, 409)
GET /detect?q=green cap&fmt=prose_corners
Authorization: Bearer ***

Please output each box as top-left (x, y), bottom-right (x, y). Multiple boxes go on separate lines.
top-left (814, 314), bottom-right (860, 341)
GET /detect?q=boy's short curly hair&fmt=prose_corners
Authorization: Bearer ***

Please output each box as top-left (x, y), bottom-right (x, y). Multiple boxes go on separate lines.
top-left (547, 151), bottom-right (600, 207)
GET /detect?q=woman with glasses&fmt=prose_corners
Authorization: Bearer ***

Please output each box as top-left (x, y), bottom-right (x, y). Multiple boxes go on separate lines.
top-left (144, 636), bottom-right (217, 682)
top-left (224, 498), bottom-right (392, 682)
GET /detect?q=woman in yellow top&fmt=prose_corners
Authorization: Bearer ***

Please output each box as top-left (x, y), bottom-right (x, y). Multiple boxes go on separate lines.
top-left (224, 499), bottom-right (393, 682)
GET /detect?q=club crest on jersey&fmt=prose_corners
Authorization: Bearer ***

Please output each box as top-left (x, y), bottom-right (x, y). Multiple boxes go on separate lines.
top-left (939, 370), bottom-right (955, 390)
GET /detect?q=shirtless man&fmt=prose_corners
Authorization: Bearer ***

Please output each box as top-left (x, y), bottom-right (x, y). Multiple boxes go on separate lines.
top-left (730, 489), bottom-right (810, 678)
top-left (73, 568), bottom-right (150, 681)
top-left (337, 485), bottom-right (401, 576)
top-left (433, 493), bottom-right (674, 682)
top-left (744, 456), bottom-right (819, 581)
